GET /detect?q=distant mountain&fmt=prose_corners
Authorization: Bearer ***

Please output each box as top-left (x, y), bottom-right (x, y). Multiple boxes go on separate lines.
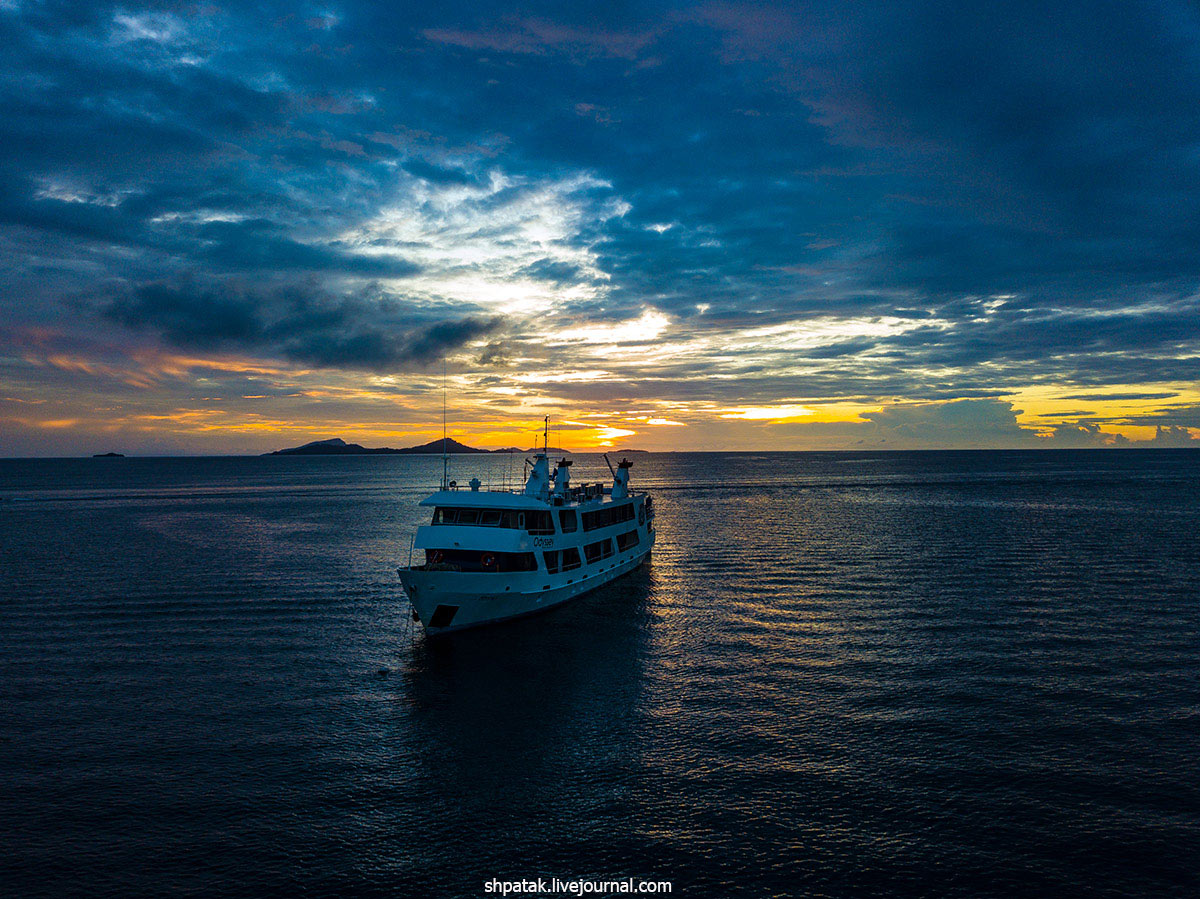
top-left (269, 438), bottom-right (364, 455)
top-left (398, 438), bottom-right (491, 455)
top-left (267, 437), bottom-right (490, 455)
top-left (267, 438), bottom-right (650, 456)
top-left (91, 452), bottom-right (125, 458)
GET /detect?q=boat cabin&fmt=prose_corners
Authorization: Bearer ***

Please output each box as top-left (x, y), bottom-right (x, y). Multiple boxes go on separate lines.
top-left (412, 453), bottom-right (653, 575)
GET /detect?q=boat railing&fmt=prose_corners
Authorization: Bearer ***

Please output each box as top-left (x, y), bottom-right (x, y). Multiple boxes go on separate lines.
top-left (437, 482), bottom-right (549, 495)
top-left (566, 483), bottom-right (610, 502)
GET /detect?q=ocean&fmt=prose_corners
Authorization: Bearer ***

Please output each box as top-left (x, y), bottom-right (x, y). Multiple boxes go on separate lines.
top-left (1, 450), bottom-right (1197, 897)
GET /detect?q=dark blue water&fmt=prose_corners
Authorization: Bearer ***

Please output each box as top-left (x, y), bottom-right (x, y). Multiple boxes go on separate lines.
top-left (2, 450), bottom-right (1198, 898)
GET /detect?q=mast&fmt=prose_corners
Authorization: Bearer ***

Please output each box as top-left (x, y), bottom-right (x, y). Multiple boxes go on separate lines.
top-left (441, 359), bottom-right (449, 491)
top-left (524, 415), bottom-right (552, 499)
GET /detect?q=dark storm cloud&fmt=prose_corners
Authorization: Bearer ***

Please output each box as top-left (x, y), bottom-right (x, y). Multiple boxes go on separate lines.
top-left (107, 280), bottom-right (263, 346)
top-left (516, 259), bottom-right (586, 285)
top-left (191, 220), bottom-right (420, 277)
top-left (2, 0), bottom-right (1200, 437)
top-left (106, 277), bottom-right (503, 369)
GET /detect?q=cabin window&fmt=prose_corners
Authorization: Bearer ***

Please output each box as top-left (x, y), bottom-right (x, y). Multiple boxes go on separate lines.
top-left (543, 550), bottom-right (560, 574)
top-left (584, 538), bottom-right (614, 564)
top-left (526, 510), bottom-right (554, 535)
top-left (559, 509), bottom-right (578, 533)
top-left (479, 510), bottom-right (501, 527)
top-left (561, 547), bottom-right (582, 571)
top-left (424, 548), bottom-right (537, 572)
top-left (616, 529), bottom-right (641, 552)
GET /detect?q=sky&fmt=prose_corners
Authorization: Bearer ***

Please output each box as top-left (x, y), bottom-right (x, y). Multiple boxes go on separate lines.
top-left (2, 0), bottom-right (1200, 455)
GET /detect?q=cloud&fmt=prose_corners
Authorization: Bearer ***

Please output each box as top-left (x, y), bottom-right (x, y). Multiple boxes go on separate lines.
top-left (421, 19), bottom-right (657, 60)
top-left (1120, 404), bottom-right (1200, 430)
top-left (1147, 425), bottom-right (1200, 446)
top-left (861, 399), bottom-right (1033, 448)
top-left (1061, 392), bottom-right (1180, 402)
top-left (105, 277), bottom-right (503, 370)
top-left (192, 219), bottom-right (421, 277)
top-left (1044, 423), bottom-right (1132, 448)
top-left (2, 1), bottom-right (1200, 452)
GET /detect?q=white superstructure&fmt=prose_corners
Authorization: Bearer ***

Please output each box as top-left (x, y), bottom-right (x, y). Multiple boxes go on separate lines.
top-left (398, 447), bottom-right (655, 635)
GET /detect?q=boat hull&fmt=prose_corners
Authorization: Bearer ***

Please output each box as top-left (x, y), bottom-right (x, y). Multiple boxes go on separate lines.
top-left (399, 547), bottom-right (651, 635)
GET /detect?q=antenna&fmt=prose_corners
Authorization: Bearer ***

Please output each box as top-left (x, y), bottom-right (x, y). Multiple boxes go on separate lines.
top-left (603, 453), bottom-right (617, 478)
top-left (543, 415), bottom-right (549, 454)
top-left (441, 359), bottom-right (448, 491)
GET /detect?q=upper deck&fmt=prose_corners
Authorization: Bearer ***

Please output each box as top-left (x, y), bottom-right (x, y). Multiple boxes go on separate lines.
top-left (418, 483), bottom-right (641, 510)
top-left (421, 450), bottom-right (643, 510)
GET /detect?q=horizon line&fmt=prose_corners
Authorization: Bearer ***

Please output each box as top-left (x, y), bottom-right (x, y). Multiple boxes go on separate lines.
top-left (5, 446), bottom-right (1200, 461)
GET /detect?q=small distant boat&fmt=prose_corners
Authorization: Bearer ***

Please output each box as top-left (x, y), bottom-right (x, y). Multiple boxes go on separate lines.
top-left (398, 420), bottom-right (655, 635)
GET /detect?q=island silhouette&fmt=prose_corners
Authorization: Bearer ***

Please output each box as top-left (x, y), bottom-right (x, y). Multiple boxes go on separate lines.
top-left (266, 438), bottom-right (646, 456)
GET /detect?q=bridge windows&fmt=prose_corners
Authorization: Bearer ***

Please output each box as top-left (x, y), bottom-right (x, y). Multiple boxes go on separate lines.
top-left (432, 507), bottom-right (554, 534)
top-left (581, 502), bottom-right (635, 532)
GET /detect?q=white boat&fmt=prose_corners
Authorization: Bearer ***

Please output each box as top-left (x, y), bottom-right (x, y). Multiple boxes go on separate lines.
top-left (398, 432), bottom-right (655, 635)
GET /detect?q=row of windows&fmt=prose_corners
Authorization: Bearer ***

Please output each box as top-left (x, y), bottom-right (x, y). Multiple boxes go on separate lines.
top-left (581, 502), bottom-right (636, 532)
top-left (423, 549), bottom-right (538, 572)
top-left (432, 507), bottom-right (555, 534)
top-left (584, 537), bottom-right (615, 564)
top-left (542, 547), bottom-right (582, 574)
top-left (616, 528), bottom-right (641, 552)
top-left (434, 504), bottom-right (638, 536)
top-left (581, 529), bottom-right (640, 565)
top-left (426, 528), bottom-right (643, 576)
